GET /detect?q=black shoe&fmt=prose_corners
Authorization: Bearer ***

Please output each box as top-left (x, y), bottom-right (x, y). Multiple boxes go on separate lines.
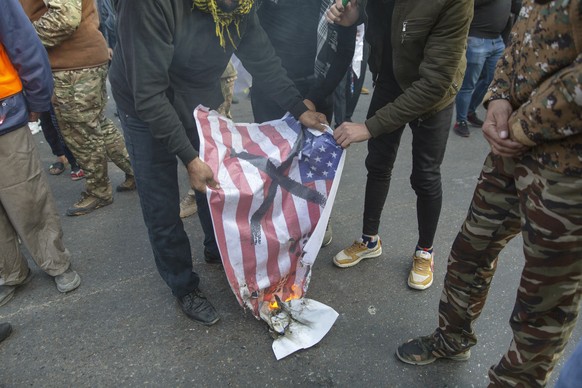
top-left (0, 323), bottom-right (12, 343)
top-left (204, 248), bottom-right (222, 264)
top-left (467, 112), bottom-right (484, 127)
top-left (178, 289), bottom-right (220, 326)
top-left (453, 121), bottom-right (470, 137)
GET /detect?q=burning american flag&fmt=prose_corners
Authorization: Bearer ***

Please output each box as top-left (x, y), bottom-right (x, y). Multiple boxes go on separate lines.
top-left (194, 106), bottom-right (345, 319)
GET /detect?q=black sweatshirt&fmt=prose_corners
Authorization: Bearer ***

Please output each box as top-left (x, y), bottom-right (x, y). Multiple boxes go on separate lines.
top-left (109, 0), bottom-right (308, 165)
top-left (256, 0), bottom-right (356, 109)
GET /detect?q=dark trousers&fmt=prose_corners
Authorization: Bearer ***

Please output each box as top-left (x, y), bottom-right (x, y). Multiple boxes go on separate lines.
top-left (333, 42), bottom-right (370, 126)
top-left (363, 81), bottom-right (452, 248)
top-left (39, 106), bottom-right (78, 168)
top-left (117, 110), bottom-right (219, 298)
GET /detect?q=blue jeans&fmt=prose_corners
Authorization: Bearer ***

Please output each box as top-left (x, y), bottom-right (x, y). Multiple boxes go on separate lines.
top-left (117, 110), bottom-right (219, 298)
top-left (455, 36), bottom-right (505, 122)
top-left (556, 339), bottom-right (582, 388)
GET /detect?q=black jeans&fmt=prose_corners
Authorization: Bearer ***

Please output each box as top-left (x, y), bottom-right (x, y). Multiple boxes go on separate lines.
top-left (117, 110), bottom-right (220, 298)
top-left (363, 81), bottom-right (453, 248)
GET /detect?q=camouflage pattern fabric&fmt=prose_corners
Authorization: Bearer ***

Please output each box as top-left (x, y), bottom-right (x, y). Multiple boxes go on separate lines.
top-left (217, 61), bottom-right (237, 119)
top-left (32, 0), bottom-right (82, 47)
top-left (435, 153), bottom-right (582, 387)
top-left (485, 0), bottom-right (582, 177)
top-left (52, 64), bottom-right (133, 200)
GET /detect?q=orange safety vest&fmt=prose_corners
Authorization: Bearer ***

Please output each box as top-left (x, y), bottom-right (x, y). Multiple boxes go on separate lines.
top-left (0, 43), bottom-right (23, 100)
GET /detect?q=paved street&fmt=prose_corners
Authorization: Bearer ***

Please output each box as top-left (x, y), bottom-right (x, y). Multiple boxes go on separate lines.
top-left (1, 76), bottom-right (580, 387)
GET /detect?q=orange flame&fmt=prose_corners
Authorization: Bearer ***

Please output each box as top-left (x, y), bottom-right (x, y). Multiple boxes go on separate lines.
top-left (284, 284), bottom-right (301, 302)
top-left (267, 285), bottom-right (302, 310)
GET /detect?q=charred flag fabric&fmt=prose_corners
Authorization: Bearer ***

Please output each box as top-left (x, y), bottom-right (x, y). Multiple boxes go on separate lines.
top-left (195, 106), bottom-right (345, 317)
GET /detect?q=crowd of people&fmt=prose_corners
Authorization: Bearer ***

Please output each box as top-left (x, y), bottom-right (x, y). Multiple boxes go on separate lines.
top-left (0, 0), bottom-right (581, 386)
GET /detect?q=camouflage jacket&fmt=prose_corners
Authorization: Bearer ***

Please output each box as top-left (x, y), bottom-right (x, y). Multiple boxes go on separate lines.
top-left (485, 0), bottom-right (582, 177)
top-left (20, 0), bottom-right (108, 71)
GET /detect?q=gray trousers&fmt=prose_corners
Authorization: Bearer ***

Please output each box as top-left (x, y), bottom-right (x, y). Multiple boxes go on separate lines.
top-left (0, 126), bottom-right (71, 285)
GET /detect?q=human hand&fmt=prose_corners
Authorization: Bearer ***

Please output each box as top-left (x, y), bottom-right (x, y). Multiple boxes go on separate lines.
top-left (303, 99), bottom-right (316, 112)
top-left (333, 122), bottom-right (371, 148)
top-left (28, 112), bottom-right (40, 122)
top-left (187, 157), bottom-right (220, 193)
top-left (326, 0), bottom-right (360, 26)
top-left (299, 110), bottom-right (328, 132)
top-left (482, 99), bottom-right (529, 157)
top-left (108, 48), bottom-right (113, 60)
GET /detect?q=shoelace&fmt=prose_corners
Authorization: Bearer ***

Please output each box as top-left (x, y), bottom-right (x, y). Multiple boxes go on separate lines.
top-left (413, 255), bottom-right (432, 273)
top-left (346, 240), bottom-right (371, 254)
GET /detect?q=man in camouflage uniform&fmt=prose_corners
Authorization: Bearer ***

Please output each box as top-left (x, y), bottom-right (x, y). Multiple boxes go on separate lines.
top-left (19, 0), bottom-right (136, 216)
top-left (396, 0), bottom-right (582, 386)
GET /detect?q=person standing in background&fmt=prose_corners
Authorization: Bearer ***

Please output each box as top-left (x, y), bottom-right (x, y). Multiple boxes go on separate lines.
top-left (96, 0), bottom-right (116, 57)
top-left (19, 0), bottom-right (136, 216)
top-left (0, 0), bottom-right (81, 307)
top-left (453, 0), bottom-right (512, 137)
top-left (333, 22), bottom-right (369, 128)
top-left (251, 0), bottom-right (361, 246)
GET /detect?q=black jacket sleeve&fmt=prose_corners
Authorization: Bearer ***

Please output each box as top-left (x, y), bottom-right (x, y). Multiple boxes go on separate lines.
top-left (115, 0), bottom-right (198, 165)
top-left (306, 23), bottom-right (357, 107)
top-left (235, 10), bottom-right (308, 119)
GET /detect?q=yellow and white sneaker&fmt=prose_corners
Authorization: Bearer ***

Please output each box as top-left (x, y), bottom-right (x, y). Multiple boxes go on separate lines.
top-left (408, 249), bottom-right (434, 290)
top-left (333, 236), bottom-right (382, 268)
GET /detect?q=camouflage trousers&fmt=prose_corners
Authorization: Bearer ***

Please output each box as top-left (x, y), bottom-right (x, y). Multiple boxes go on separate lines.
top-left (217, 61), bottom-right (237, 119)
top-left (436, 153), bottom-right (582, 387)
top-left (52, 64), bottom-right (133, 200)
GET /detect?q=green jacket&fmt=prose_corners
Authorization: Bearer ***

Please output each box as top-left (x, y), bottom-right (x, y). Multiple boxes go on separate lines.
top-left (364, 0), bottom-right (473, 137)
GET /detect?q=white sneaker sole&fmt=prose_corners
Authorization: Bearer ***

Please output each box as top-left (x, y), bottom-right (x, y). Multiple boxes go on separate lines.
top-left (407, 277), bottom-right (433, 290)
top-left (333, 247), bottom-right (382, 268)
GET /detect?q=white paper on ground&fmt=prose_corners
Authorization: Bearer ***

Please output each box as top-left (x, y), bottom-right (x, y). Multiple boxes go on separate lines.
top-left (269, 298), bottom-right (339, 360)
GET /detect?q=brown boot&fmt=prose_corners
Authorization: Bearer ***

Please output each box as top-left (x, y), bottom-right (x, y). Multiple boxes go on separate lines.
top-left (116, 175), bottom-right (136, 192)
top-left (179, 193), bottom-right (198, 218)
top-left (66, 192), bottom-right (113, 216)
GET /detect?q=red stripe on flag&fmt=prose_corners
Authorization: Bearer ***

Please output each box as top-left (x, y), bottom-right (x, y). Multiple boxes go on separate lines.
top-left (198, 111), bottom-right (242, 304)
top-left (279, 177), bottom-right (328, 301)
top-left (234, 124), bottom-right (286, 290)
top-left (215, 117), bottom-right (262, 300)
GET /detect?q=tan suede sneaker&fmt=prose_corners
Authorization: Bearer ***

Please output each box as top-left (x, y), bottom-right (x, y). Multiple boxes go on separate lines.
top-left (66, 192), bottom-right (113, 216)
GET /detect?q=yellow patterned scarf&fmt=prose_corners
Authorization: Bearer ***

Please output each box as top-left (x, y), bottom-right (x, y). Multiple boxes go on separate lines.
top-left (192, 0), bottom-right (254, 48)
